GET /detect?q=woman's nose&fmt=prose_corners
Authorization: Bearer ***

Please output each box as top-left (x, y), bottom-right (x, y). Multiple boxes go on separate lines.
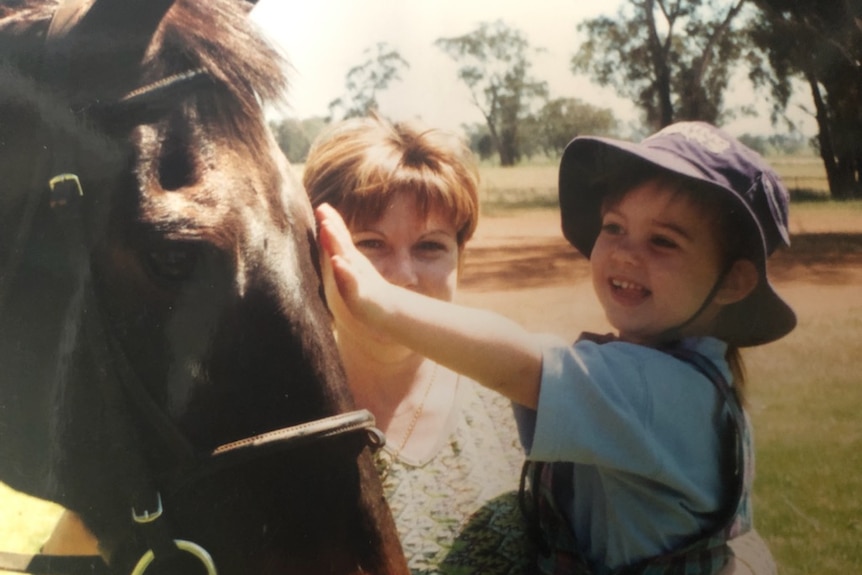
top-left (379, 251), bottom-right (418, 288)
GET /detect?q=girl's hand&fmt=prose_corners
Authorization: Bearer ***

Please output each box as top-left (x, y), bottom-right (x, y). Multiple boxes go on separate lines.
top-left (315, 203), bottom-right (392, 327)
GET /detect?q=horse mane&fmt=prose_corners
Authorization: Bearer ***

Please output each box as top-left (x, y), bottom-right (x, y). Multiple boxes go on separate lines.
top-left (0, 0), bottom-right (289, 157)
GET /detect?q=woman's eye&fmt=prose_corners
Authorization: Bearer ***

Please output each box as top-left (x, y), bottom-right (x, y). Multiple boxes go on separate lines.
top-left (416, 241), bottom-right (447, 252)
top-left (354, 238), bottom-right (384, 251)
top-left (145, 243), bottom-right (201, 282)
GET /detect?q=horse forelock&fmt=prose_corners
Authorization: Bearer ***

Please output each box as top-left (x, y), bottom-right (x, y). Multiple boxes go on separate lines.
top-left (0, 0), bottom-right (55, 42)
top-left (152, 0), bottom-right (289, 156)
top-left (129, 114), bottom-right (294, 255)
top-left (1, 0), bottom-right (289, 157)
top-left (143, 0), bottom-right (299, 244)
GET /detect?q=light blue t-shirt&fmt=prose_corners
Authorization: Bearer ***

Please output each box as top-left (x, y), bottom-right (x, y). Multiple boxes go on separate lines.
top-left (515, 336), bottom-right (734, 571)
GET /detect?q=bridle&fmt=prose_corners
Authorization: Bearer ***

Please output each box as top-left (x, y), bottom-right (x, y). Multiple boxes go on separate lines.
top-left (0, 1), bottom-right (387, 573)
top-left (0, 410), bottom-right (385, 575)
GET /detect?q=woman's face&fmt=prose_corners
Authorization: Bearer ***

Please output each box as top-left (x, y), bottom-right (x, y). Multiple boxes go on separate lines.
top-left (328, 192), bottom-right (462, 353)
top-left (349, 193), bottom-right (461, 302)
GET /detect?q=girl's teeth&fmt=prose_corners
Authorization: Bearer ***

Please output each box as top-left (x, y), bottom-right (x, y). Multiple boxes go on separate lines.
top-left (612, 279), bottom-right (645, 292)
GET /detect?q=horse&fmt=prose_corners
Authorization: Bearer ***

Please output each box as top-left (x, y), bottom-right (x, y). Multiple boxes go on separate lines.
top-left (0, 0), bottom-right (408, 573)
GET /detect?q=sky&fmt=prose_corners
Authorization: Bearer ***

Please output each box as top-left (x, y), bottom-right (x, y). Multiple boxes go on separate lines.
top-left (250, 0), bottom-right (815, 138)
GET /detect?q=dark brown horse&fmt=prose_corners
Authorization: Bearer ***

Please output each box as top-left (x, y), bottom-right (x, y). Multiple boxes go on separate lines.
top-left (0, 0), bottom-right (407, 573)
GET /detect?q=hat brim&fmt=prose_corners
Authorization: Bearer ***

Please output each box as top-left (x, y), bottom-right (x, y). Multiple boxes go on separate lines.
top-left (558, 136), bottom-right (796, 347)
top-left (717, 274), bottom-right (796, 346)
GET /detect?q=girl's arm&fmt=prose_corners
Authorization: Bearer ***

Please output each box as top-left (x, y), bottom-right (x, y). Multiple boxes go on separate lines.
top-left (316, 203), bottom-right (541, 409)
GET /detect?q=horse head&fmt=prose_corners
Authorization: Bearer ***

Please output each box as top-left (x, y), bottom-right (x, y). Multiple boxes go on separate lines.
top-left (0, 0), bottom-right (406, 572)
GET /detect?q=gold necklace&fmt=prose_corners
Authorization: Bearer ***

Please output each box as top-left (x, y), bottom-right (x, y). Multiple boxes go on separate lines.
top-left (376, 362), bottom-right (438, 477)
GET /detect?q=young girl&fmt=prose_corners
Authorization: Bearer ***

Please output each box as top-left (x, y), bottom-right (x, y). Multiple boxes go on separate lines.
top-left (316, 122), bottom-right (795, 574)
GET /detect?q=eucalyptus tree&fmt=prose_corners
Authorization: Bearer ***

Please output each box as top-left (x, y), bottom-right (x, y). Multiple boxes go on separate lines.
top-left (529, 97), bottom-right (619, 157)
top-left (572, 0), bottom-right (749, 130)
top-left (328, 42), bottom-right (410, 121)
top-left (748, 0), bottom-right (862, 199)
top-left (436, 20), bottom-right (548, 166)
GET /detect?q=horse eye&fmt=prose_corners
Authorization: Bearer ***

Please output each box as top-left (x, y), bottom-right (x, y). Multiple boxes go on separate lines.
top-left (145, 243), bottom-right (201, 283)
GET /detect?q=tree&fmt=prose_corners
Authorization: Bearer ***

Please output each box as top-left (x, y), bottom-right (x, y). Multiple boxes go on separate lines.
top-left (436, 21), bottom-right (548, 166)
top-left (531, 97), bottom-right (619, 157)
top-left (747, 0), bottom-right (862, 199)
top-left (270, 116), bottom-right (328, 163)
top-left (462, 123), bottom-right (496, 161)
top-left (328, 42), bottom-right (409, 121)
top-left (572, 0), bottom-right (749, 130)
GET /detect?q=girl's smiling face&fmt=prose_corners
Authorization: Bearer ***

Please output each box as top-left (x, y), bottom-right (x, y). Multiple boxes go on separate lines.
top-left (590, 178), bottom-right (727, 346)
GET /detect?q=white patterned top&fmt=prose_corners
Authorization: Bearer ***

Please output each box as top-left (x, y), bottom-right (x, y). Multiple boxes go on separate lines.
top-left (375, 377), bottom-right (532, 574)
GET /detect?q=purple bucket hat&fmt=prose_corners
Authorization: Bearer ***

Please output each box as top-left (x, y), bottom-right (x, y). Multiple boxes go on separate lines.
top-left (559, 121), bottom-right (796, 346)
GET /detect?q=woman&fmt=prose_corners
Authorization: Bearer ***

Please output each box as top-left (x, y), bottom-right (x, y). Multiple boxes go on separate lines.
top-left (303, 115), bottom-right (529, 574)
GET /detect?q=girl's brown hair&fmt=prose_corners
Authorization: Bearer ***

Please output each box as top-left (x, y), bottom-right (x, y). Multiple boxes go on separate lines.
top-left (303, 115), bottom-right (480, 248)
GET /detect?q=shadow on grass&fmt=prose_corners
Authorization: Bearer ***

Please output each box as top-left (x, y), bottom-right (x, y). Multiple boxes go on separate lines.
top-left (461, 241), bottom-right (588, 291)
top-left (789, 188), bottom-right (831, 202)
top-left (770, 233), bottom-right (862, 285)
top-left (789, 187), bottom-right (862, 203)
top-left (482, 197), bottom-right (560, 215)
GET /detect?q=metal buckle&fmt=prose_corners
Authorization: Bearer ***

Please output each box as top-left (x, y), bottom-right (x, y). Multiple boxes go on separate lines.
top-left (366, 426), bottom-right (386, 451)
top-left (131, 492), bottom-right (164, 524)
top-left (48, 173), bottom-right (84, 208)
top-left (131, 540), bottom-right (217, 575)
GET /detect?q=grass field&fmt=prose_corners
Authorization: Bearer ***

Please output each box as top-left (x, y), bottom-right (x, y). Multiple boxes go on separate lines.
top-left (746, 311), bottom-right (862, 574)
top-left (1, 157), bottom-right (858, 573)
top-left (478, 155), bottom-right (832, 212)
